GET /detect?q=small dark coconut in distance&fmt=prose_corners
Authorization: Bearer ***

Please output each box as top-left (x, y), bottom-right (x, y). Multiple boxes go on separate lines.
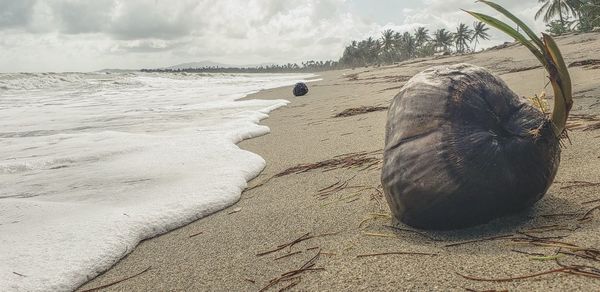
top-left (381, 64), bottom-right (560, 230)
top-left (293, 82), bottom-right (309, 96)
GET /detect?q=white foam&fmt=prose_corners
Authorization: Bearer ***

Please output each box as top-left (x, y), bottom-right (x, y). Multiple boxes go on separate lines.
top-left (0, 72), bottom-right (314, 291)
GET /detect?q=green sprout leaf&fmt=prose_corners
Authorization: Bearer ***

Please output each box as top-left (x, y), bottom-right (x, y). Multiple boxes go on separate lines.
top-left (476, 0), bottom-right (545, 51)
top-left (466, 1), bottom-right (573, 137)
top-left (542, 33), bottom-right (572, 109)
top-left (464, 10), bottom-right (546, 66)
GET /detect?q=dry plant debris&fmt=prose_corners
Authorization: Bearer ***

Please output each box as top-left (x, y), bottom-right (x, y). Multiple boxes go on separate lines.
top-left (355, 208), bottom-right (600, 284)
top-left (338, 150), bottom-right (599, 286)
top-left (317, 179), bottom-right (382, 207)
top-left (568, 59), bottom-right (600, 68)
top-left (345, 194), bottom-right (598, 287)
top-left (464, 288), bottom-right (508, 292)
top-left (255, 231), bottom-right (340, 290)
top-left (246, 150), bottom-right (382, 191)
top-left (355, 251), bottom-right (438, 258)
top-left (345, 73), bottom-right (359, 81)
top-left (428, 195), bottom-right (600, 282)
top-left (274, 251), bottom-right (303, 261)
top-left (567, 113), bottom-right (600, 131)
top-left (456, 267), bottom-right (583, 282)
top-left (256, 232), bottom-right (338, 257)
top-left (276, 150), bottom-right (382, 176)
top-left (444, 235), bottom-right (514, 247)
top-left (345, 74), bottom-right (410, 83)
top-left (557, 180), bottom-right (600, 190)
top-left (379, 85), bottom-right (405, 92)
top-left (80, 266), bottom-right (152, 292)
top-left (384, 225), bottom-right (444, 242)
top-left (334, 106), bottom-right (389, 117)
top-left (583, 198), bottom-right (600, 205)
top-left (188, 231), bottom-right (203, 238)
top-left (506, 65), bottom-right (542, 73)
top-left (256, 232), bottom-right (312, 257)
top-left (259, 250), bottom-right (323, 292)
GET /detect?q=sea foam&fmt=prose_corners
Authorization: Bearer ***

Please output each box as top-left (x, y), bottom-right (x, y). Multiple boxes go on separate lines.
top-left (0, 72), bottom-right (315, 291)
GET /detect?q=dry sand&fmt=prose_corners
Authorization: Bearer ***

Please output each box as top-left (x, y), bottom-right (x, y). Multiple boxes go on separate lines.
top-left (79, 33), bottom-right (600, 291)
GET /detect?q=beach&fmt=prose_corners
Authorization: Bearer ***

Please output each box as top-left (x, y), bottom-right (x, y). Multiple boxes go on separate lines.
top-left (79, 33), bottom-right (600, 291)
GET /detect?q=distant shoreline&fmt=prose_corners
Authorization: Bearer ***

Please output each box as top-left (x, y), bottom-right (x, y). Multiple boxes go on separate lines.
top-left (140, 62), bottom-right (339, 74)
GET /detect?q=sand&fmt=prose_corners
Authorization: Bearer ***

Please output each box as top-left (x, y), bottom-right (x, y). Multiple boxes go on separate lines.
top-left (79, 32), bottom-right (600, 291)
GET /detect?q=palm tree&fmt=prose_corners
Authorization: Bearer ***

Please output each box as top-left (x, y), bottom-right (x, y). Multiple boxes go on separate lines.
top-left (393, 31), bottom-right (404, 61)
top-left (340, 41), bottom-right (360, 67)
top-left (575, 0), bottom-right (600, 31)
top-left (400, 32), bottom-right (417, 59)
top-left (380, 29), bottom-right (396, 62)
top-left (356, 40), bottom-right (369, 65)
top-left (364, 36), bottom-right (380, 64)
top-left (381, 30), bottom-right (395, 50)
top-left (535, 0), bottom-right (581, 28)
top-left (416, 42), bottom-right (436, 57)
top-left (454, 23), bottom-right (474, 53)
top-left (471, 22), bottom-right (490, 52)
top-left (414, 27), bottom-right (430, 48)
top-left (433, 28), bottom-right (453, 52)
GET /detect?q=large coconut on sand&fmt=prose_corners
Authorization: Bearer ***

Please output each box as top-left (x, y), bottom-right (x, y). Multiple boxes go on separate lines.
top-left (381, 64), bottom-right (560, 230)
top-left (381, 1), bottom-right (573, 230)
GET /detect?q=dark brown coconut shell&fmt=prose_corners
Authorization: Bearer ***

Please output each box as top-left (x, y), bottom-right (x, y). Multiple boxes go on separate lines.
top-left (381, 64), bottom-right (561, 230)
top-left (293, 82), bottom-right (309, 96)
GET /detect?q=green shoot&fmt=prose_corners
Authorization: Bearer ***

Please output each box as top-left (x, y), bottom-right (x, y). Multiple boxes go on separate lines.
top-left (465, 1), bottom-right (573, 137)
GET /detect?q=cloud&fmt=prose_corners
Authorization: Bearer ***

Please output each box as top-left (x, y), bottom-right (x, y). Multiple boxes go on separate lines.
top-left (0, 0), bottom-right (546, 72)
top-left (0, 0), bottom-right (37, 28)
top-left (49, 0), bottom-right (114, 34)
top-left (108, 0), bottom-right (202, 40)
top-left (111, 39), bottom-right (185, 53)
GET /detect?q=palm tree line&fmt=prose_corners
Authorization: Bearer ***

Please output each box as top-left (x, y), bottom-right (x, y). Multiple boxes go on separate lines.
top-left (144, 22), bottom-right (491, 74)
top-left (536, 0), bottom-right (600, 35)
top-left (141, 60), bottom-right (340, 74)
top-left (340, 22), bottom-right (490, 68)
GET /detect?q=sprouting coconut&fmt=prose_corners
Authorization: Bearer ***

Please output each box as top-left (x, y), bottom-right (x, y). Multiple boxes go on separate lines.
top-left (381, 1), bottom-right (573, 230)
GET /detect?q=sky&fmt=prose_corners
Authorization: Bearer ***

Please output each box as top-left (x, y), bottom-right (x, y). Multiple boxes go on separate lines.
top-left (0, 0), bottom-right (546, 72)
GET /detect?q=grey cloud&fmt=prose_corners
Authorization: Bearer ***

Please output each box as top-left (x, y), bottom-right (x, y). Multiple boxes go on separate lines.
top-left (0, 0), bottom-right (37, 28)
top-left (248, 1), bottom-right (295, 26)
top-left (312, 0), bottom-right (344, 20)
top-left (107, 1), bottom-right (201, 40)
top-left (223, 27), bottom-right (247, 39)
top-left (50, 0), bottom-right (114, 34)
top-left (318, 37), bottom-right (342, 45)
top-left (1, 0), bottom-right (203, 40)
top-left (114, 40), bottom-right (185, 53)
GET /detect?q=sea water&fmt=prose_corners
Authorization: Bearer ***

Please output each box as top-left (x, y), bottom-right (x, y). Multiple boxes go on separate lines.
top-left (0, 72), bottom-right (315, 291)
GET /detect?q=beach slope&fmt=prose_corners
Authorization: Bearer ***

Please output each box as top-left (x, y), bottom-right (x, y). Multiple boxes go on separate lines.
top-left (80, 33), bottom-right (600, 291)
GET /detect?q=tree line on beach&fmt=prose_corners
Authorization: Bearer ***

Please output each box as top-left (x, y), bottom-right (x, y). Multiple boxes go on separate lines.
top-left (142, 0), bottom-right (600, 74)
top-left (141, 60), bottom-right (339, 74)
top-left (338, 22), bottom-right (490, 68)
top-left (340, 0), bottom-right (600, 68)
top-left (540, 0), bottom-right (600, 35)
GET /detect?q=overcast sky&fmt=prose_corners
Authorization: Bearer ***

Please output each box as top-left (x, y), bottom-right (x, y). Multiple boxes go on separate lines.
top-left (0, 0), bottom-right (545, 72)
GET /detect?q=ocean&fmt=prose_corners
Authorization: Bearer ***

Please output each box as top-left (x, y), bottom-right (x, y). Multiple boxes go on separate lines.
top-left (0, 72), bottom-right (316, 291)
